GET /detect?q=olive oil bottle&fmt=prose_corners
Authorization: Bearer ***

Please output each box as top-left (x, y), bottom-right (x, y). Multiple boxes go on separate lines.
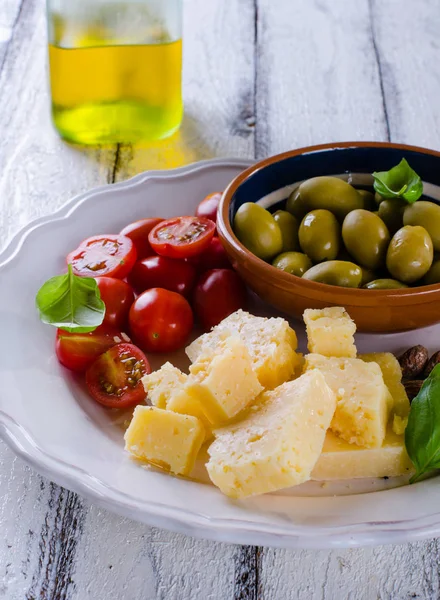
top-left (47, 1), bottom-right (183, 145)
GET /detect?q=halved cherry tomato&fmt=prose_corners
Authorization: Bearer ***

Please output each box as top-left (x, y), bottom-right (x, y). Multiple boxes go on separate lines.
top-left (96, 277), bottom-right (135, 329)
top-left (148, 216), bottom-right (215, 259)
top-left (188, 237), bottom-right (231, 273)
top-left (55, 325), bottom-right (127, 372)
top-left (196, 192), bottom-right (222, 223)
top-left (86, 343), bottom-right (150, 408)
top-left (193, 269), bottom-right (247, 330)
top-left (120, 218), bottom-right (163, 259)
top-left (129, 288), bottom-right (193, 353)
top-left (67, 234), bottom-right (137, 279)
top-left (128, 256), bottom-right (196, 297)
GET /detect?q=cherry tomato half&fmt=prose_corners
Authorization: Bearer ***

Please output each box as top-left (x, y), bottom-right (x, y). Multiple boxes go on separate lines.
top-left (96, 277), bottom-right (135, 329)
top-left (188, 237), bottom-right (231, 273)
top-left (86, 343), bottom-right (150, 408)
top-left (55, 325), bottom-right (127, 372)
top-left (67, 234), bottom-right (137, 279)
top-left (196, 192), bottom-right (222, 224)
top-left (128, 256), bottom-right (196, 297)
top-left (148, 216), bottom-right (215, 259)
top-left (129, 288), bottom-right (193, 353)
top-left (120, 218), bottom-right (163, 259)
top-left (193, 269), bottom-right (247, 330)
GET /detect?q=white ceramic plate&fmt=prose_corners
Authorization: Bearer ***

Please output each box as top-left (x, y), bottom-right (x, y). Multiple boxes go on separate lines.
top-left (1, 158), bottom-right (440, 550)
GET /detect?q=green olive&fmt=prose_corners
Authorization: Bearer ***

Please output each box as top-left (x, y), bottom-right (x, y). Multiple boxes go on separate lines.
top-left (342, 209), bottom-right (390, 270)
top-left (272, 251), bottom-right (313, 277)
top-left (422, 260), bottom-right (440, 285)
top-left (364, 279), bottom-right (408, 290)
top-left (378, 199), bottom-right (405, 234)
top-left (360, 267), bottom-right (377, 286)
top-left (357, 189), bottom-right (376, 211)
top-left (298, 209), bottom-right (340, 262)
top-left (302, 260), bottom-right (362, 288)
top-left (298, 177), bottom-right (364, 221)
top-left (273, 210), bottom-right (300, 252)
top-left (286, 188), bottom-right (308, 219)
top-left (234, 202), bottom-right (283, 260)
top-left (386, 225), bottom-right (434, 284)
top-left (375, 192), bottom-right (385, 205)
top-left (403, 201), bottom-right (440, 252)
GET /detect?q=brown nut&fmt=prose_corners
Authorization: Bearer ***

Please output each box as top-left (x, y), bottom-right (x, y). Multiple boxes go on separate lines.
top-left (424, 351), bottom-right (440, 378)
top-left (403, 380), bottom-right (424, 402)
top-left (398, 345), bottom-right (429, 379)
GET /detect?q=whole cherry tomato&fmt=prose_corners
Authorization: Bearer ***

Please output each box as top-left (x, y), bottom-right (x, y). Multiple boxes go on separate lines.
top-left (129, 288), bottom-right (193, 353)
top-left (128, 256), bottom-right (196, 297)
top-left (55, 324), bottom-right (127, 372)
top-left (188, 237), bottom-right (231, 273)
top-left (148, 216), bottom-right (215, 259)
top-left (86, 343), bottom-right (150, 408)
top-left (67, 234), bottom-right (137, 279)
top-left (193, 269), bottom-right (247, 330)
top-left (96, 277), bottom-right (135, 329)
top-left (120, 218), bottom-right (163, 259)
top-left (196, 192), bottom-right (222, 224)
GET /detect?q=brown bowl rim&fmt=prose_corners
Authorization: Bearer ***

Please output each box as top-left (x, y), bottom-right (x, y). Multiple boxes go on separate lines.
top-left (218, 141), bottom-right (440, 304)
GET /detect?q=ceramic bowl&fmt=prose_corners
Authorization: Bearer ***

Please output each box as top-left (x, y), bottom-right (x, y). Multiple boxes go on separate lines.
top-left (217, 142), bottom-right (440, 332)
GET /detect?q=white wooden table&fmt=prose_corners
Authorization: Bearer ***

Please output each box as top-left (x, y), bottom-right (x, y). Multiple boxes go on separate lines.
top-left (1, 0), bottom-right (440, 598)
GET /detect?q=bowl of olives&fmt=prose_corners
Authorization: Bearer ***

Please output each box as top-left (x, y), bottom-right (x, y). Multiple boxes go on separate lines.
top-left (217, 141), bottom-right (440, 332)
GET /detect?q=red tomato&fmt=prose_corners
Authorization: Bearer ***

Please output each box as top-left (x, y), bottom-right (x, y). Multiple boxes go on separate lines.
top-left (55, 325), bottom-right (127, 372)
top-left (129, 288), bottom-right (193, 353)
top-left (196, 192), bottom-right (222, 223)
top-left (148, 216), bottom-right (215, 259)
top-left (128, 256), bottom-right (196, 297)
top-left (193, 269), bottom-right (247, 330)
top-left (96, 277), bottom-right (135, 328)
top-left (120, 218), bottom-right (163, 259)
top-left (188, 237), bottom-right (231, 273)
top-left (67, 234), bottom-right (137, 279)
top-left (86, 343), bottom-right (150, 408)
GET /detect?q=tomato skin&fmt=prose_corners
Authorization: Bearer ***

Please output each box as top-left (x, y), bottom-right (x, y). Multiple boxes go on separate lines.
top-left (129, 288), bottom-right (194, 353)
top-left (128, 256), bottom-right (196, 297)
top-left (96, 277), bottom-right (135, 329)
top-left (86, 343), bottom-right (150, 408)
top-left (67, 234), bottom-right (137, 279)
top-left (148, 216), bottom-right (215, 259)
top-left (195, 192), bottom-right (222, 223)
top-left (193, 269), bottom-right (247, 330)
top-left (120, 218), bottom-right (163, 259)
top-left (55, 325), bottom-right (126, 372)
top-left (188, 237), bottom-right (231, 273)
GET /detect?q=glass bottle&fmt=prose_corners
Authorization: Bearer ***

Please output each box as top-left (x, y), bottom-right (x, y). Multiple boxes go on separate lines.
top-left (46, 0), bottom-right (183, 145)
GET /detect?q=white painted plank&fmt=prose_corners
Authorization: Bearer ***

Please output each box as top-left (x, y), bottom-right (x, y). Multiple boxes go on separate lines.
top-left (255, 0), bottom-right (388, 157)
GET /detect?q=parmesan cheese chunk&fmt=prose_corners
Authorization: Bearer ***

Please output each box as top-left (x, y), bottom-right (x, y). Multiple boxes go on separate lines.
top-left (305, 354), bottom-right (392, 448)
top-left (206, 371), bottom-right (336, 499)
top-left (304, 307), bottom-right (357, 358)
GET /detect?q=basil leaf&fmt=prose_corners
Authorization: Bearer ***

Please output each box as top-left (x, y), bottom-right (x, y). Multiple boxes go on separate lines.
top-left (36, 264), bottom-right (105, 333)
top-left (405, 364), bottom-right (440, 483)
top-left (373, 158), bottom-right (423, 204)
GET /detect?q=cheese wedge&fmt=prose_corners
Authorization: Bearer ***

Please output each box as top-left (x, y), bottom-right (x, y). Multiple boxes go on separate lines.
top-left (206, 370), bottom-right (336, 499)
top-left (124, 406), bottom-right (205, 476)
top-left (142, 362), bottom-right (187, 409)
top-left (167, 390), bottom-right (213, 442)
top-left (304, 307), bottom-right (356, 358)
top-left (312, 428), bottom-right (413, 480)
top-left (304, 354), bottom-right (392, 448)
top-left (360, 352), bottom-right (410, 418)
top-left (186, 310), bottom-right (301, 389)
top-left (187, 335), bottom-right (263, 424)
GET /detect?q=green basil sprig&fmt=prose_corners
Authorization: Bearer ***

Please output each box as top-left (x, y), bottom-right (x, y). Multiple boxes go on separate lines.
top-left (373, 158), bottom-right (423, 204)
top-left (36, 264), bottom-right (105, 333)
top-left (405, 364), bottom-right (440, 483)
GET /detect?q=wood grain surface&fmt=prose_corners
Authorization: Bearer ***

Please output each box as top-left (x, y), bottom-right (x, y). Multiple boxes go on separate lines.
top-left (1, 0), bottom-right (440, 598)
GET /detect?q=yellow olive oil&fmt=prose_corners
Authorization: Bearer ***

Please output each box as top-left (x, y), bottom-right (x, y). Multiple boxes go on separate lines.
top-left (48, 40), bottom-right (183, 144)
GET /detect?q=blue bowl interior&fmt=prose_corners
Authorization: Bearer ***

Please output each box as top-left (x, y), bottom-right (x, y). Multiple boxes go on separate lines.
top-left (230, 146), bottom-right (440, 219)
